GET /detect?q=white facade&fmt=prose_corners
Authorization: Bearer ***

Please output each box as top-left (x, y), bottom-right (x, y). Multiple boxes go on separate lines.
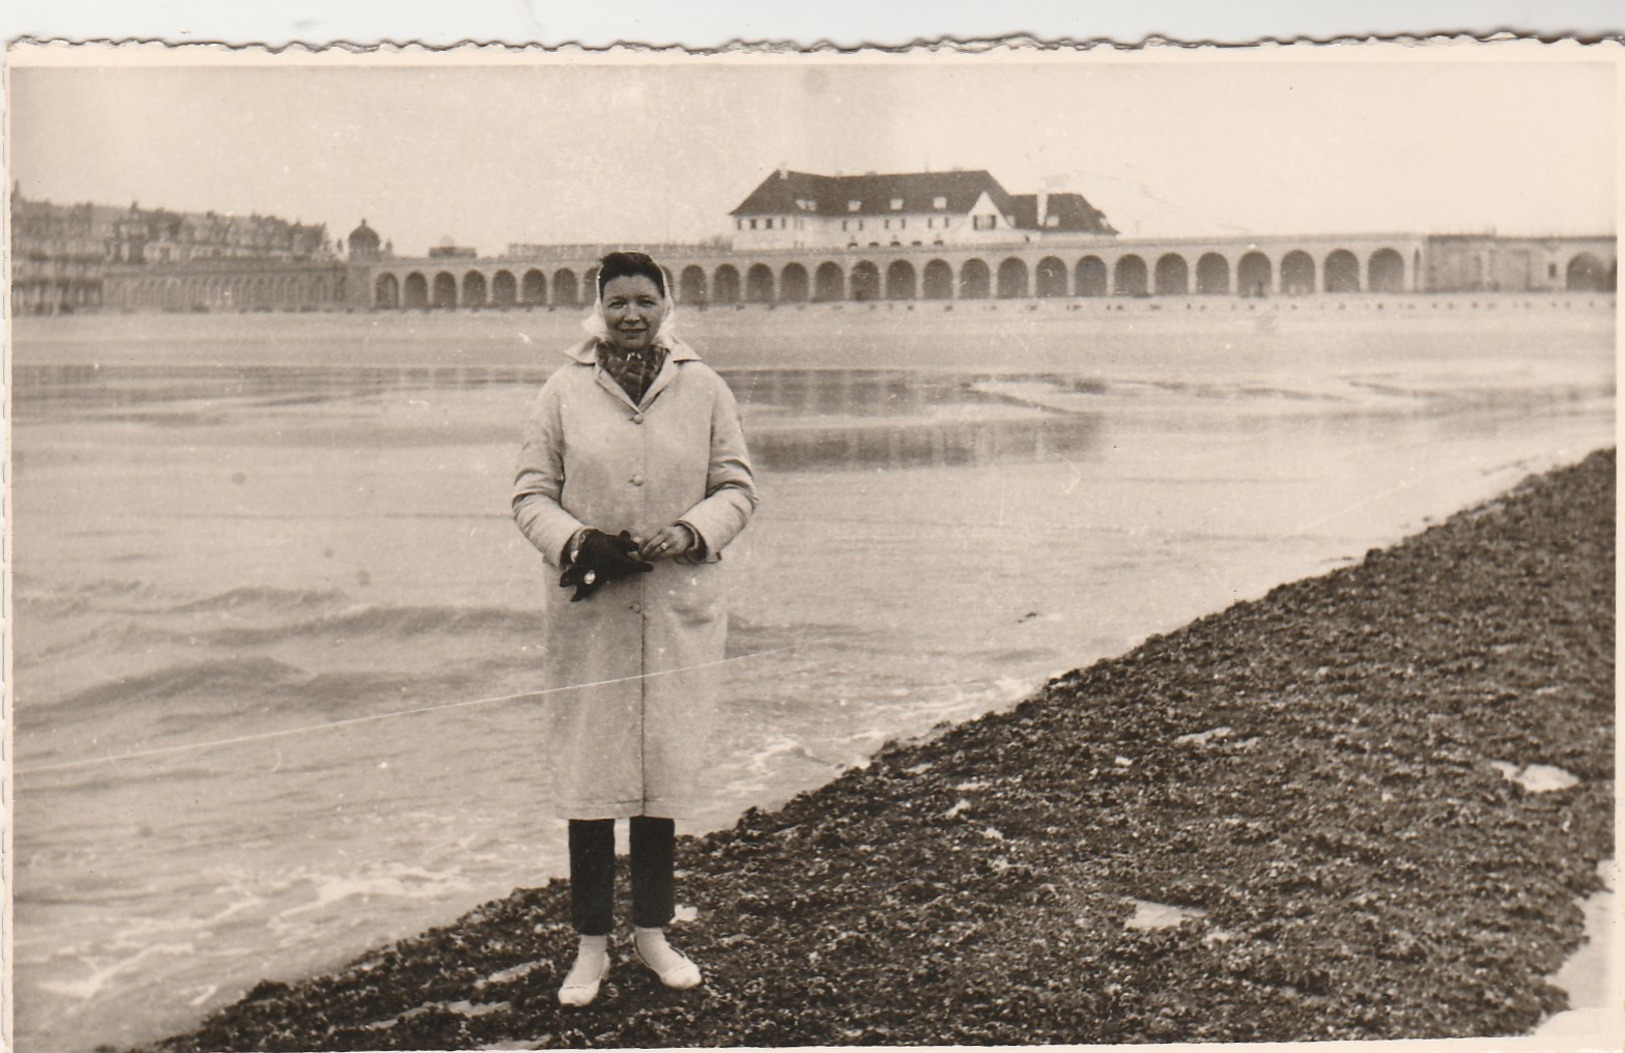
top-left (731, 190), bottom-right (1068, 251)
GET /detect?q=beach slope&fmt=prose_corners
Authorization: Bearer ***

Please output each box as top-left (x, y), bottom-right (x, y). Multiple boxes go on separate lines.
top-left (146, 448), bottom-right (1615, 1049)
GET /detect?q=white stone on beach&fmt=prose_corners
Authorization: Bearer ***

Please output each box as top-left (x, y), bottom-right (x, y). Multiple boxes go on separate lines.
top-left (1124, 899), bottom-right (1208, 931)
top-left (1489, 761), bottom-right (1581, 794)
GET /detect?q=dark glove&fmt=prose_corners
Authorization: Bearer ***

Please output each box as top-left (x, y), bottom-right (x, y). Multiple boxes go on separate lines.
top-left (559, 529), bottom-right (654, 601)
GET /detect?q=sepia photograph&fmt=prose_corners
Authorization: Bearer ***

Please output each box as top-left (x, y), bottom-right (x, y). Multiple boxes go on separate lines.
top-left (5, 36), bottom-right (1618, 1052)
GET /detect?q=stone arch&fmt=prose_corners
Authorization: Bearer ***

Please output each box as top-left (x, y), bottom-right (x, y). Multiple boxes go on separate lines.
top-left (521, 269), bottom-right (546, 306)
top-left (1281, 251), bottom-right (1316, 295)
top-left (583, 267), bottom-right (600, 303)
top-left (1238, 252), bottom-right (1271, 297)
top-left (463, 271), bottom-right (488, 308)
top-left (922, 259), bottom-right (954, 300)
top-left (1035, 256), bottom-right (1067, 298)
top-left (1196, 253), bottom-right (1230, 295)
top-left (1368, 249), bottom-right (1405, 293)
top-left (959, 258), bottom-right (991, 300)
top-left (780, 263), bottom-right (809, 303)
top-left (1075, 256), bottom-right (1107, 297)
top-left (1567, 252), bottom-right (1613, 291)
top-left (1114, 255), bottom-right (1148, 296)
top-left (713, 264), bottom-right (740, 305)
top-left (679, 265), bottom-right (707, 305)
top-left (886, 260), bottom-right (917, 300)
top-left (746, 263), bottom-right (775, 304)
top-left (1325, 250), bottom-right (1360, 293)
top-left (404, 272), bottom-right (429, 308)
top-left (553, 268), bottom-right (579, 307)
top-left (491, 270), bottom-right (517, 307)
top-left (1154, 253), bottom-right (1189, 296)
top-left (814, 262), bottom-right (844, 302)
top-left (850, 260), bottom-right (881, 302)
top-left (433, 272), bottom-right (458, 308)
top-left (997, 257), bottom-right (1029, 299)
top-left (376, 272), bottom-right (400, 308)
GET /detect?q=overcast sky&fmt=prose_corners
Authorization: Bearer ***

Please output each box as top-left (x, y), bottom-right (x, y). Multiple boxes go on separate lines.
top-left (8, 48), bottom-right (1616, 256)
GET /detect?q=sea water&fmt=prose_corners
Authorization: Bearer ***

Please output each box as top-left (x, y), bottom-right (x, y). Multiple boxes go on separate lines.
top-left (8, 299), bottom-right (1615, 1051)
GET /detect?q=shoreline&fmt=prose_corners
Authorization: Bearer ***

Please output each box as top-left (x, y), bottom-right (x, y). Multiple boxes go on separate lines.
top-left (11, 290), bottom-right (1615, 376)
top-left (141, 448), bottom-right (1616, 1050)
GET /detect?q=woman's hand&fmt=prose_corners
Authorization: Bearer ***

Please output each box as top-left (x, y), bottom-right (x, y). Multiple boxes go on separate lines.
top-left (638, 523), bottom-right (697, 561)
top-left (560, 529), bottom-right (653, 601)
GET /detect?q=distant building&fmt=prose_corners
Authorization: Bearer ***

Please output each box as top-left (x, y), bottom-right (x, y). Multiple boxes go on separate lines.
top-left (108, 203), bottom-right (332, 265)
top-left (728, 169), bottom-right (1117, 251)
top-left (100, 213), bottom-right (367, 312)
top-left (10, 190), bottom-right (346, 314)
top-left (14, 174), bottom-right (1617, 315)
top-left (1425, 234), bottom-right (1617, 293)
top-left (10, 191), bottom-right (124, 313)
top-left (347, 219), bottom-right (386, 261)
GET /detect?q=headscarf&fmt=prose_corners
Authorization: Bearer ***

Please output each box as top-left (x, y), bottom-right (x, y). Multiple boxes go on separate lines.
top-left (579, 262), bottom-right (682, 347)
top-left (581, 264), bottom-right (682, 403)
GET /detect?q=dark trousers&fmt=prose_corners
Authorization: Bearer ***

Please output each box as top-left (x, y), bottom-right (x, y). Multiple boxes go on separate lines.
top-left (569, 816), bottom-right (676, 936)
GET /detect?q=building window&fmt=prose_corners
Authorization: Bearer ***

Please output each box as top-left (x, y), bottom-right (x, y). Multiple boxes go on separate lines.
top-left (973, 215), bottom-right (996, 231)
top-left (933, 196), bottom-right (947, 209)
top-left (890, 198), bottom-right (903, 210)
top-left (1549, 262), bottom-right (1558, 278)
top-left (750, 219), bottom-right (758, 230)
top-left (883, 219), bottom-right (890, 230)
top-left (842, 219), bottom-right (848, 232)
top-left (848, 200), bottom-right (861, 212)
top-left (899, 218), bottom-right (906, 229)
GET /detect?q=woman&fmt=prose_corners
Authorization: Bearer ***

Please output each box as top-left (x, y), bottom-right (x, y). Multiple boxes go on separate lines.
top-left (512, 251), bottom-right (758, 1007)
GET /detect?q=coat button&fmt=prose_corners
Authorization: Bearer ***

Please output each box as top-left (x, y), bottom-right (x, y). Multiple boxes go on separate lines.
top-left (630, 474), bottom-right (645, 486)
top-left (630, 602), bottom-right (642, 614)
top-left (632, 413), bottom-right (645, 424)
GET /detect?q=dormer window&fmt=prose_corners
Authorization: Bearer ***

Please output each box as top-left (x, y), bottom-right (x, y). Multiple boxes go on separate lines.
top-left (889, 198), bottom-right (904, 210)
top-left (848, 200), bottom-right (862, 212)
top-left (933, 196), bottom-right (947, 209)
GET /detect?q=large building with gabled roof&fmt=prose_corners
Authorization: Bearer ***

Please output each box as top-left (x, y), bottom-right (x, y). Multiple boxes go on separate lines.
top-left (728, 168), bottom-right (1116, 251)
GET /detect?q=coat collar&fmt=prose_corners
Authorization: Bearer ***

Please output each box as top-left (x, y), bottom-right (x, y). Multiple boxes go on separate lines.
top-left (562, 335), bottom-right (702, 366)
top-left (565, 336), bottom-right (700, 411)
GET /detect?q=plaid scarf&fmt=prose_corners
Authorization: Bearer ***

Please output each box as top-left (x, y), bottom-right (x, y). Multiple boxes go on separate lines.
top-left (596, 342), bottom-right (668, 405)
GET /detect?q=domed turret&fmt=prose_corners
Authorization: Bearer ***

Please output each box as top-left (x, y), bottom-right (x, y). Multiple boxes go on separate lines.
top-left (347, 219), bottom-right (381, 261)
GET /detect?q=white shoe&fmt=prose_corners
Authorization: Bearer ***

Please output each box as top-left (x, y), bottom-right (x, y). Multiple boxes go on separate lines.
top-left (633, 928), bottom-right (702, 990)
top-left (557, 949), bottom-right (609, 1007)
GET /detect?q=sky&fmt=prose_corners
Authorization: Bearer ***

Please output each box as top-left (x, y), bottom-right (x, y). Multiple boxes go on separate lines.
top-left (7, 48), bottom-right (1617, 256)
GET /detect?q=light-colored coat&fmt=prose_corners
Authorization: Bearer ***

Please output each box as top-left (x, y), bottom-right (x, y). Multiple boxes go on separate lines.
top-left (513, 337), bottom-right (757, 819)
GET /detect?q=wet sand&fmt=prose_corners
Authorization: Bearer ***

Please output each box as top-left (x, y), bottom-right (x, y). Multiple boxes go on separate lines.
top-left (142, 448), bottom-right (1615, 1050)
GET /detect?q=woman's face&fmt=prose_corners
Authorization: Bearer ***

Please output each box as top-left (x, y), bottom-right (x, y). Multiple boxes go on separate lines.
top-left (600, 274), bottom-right (668, 354)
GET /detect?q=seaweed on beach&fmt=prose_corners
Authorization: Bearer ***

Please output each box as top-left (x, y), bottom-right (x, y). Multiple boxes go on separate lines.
top-left (145, 448), bottom-right (1614, 1050)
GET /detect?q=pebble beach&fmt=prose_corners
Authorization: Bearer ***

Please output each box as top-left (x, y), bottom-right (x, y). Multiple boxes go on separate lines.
top-left (139, 446), bottom-right (1616, 1050)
